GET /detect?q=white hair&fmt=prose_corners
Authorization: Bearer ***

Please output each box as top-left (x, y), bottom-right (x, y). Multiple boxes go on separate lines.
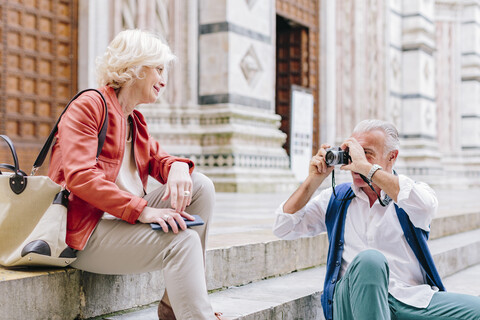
top-left (352, 119), bottom-right (400, 155)
top-left (96, 29), bottom-right (176, 89)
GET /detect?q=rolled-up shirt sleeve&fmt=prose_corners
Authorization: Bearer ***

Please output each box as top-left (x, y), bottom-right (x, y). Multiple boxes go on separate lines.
top-left (272, 188), bottom-right (332, 240)
top-left (395, 174), bottom-right (438, 231)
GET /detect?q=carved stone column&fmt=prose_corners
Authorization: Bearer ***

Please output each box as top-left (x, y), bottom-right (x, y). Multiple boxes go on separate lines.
top-left (335, 0), bottom-right (389, 140)
top-left (333, 0), bottom-right (389, 183)
top-left (434, 0), bottom-right (474, 185)
top-left (78, 0), bottom-right (297, 192)
top-left (395, 0), bottom-right (443, 184)
top-left (457, 1), bottom-right (480, 183)
top-left (192, 0), bottom-right (296, 192)
top-left (141, 0), bottom-right (296, 192)
top-left (77, 0), bottom-right (114, 89)
top-left (319, 0), bottom-right (336, 145)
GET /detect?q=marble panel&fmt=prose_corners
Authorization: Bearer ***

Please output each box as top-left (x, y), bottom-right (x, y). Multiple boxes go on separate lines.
top-left (461, 117), bottom-right (480, 147)
top-left (461, 57), bottom-right (480, 80)
top-left (389, 47), bottom-right (403, 93)
top-left (403, 14), bottom-right (435, 33)
top-left (226, 0), bottom-right (272, 38)
top-left (435, 0), bottom-right (462, 21)
top-left (199, 0), bottom-right (227, 24)
top-left (461, 1), bottom-right (480, 22)
top-left (403, 0), bottom-right (434, 19)
top-left (389, 0), bottom-right (402, 13)
top-left (460, 23), bottom-right (480, 54)
top-left (402, 50), bottom-right (435, 97)
top-left (401, 98), bottom-right (436, 137)
top-left (389, 9), bottom-right (403, 46)
top-left (461, 54), bottom-right (480, 69)
top-left (402, 16), bottom-right (435, 51)
top-left (388, 95), bottom-right (403, 131)
top-left (199, 32), bottom-right (229, 96)
top-left (228, 33), bottom-right (274, 105)
top-left (460, 80), bottom-right (480, 115)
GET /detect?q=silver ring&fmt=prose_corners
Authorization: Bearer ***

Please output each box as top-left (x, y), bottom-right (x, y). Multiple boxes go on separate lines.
top-left (163, 214), bottom-right (170, 220)
top-left (184, 190), bottom-right (191, 197)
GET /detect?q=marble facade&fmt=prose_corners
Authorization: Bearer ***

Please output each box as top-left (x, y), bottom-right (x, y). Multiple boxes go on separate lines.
top-left (77, 0), bottom-right (480, 191)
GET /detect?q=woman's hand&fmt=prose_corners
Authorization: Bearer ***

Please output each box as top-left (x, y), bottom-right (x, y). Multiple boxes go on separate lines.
top-left (138, 207), bottom-right (195, 233)
top-left (161, 162), bottom-right (192, 213)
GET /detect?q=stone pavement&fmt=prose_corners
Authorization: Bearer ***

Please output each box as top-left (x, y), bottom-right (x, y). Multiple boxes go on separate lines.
top-left (2, 185), bottom-right (480, 320)
top-left (98, 185), bottom-right (480, 320)
top-left (208, 186), bottom-right (480, 250)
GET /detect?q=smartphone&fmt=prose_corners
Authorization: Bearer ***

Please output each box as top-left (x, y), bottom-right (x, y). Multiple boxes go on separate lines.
top-left (150, 214), bottom-right (204, 231)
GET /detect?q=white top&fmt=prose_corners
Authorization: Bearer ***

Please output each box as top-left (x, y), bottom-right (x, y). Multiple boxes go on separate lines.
top-left (115, 137), bottom-right (144, 197)
top-left (103, 133), bottom-right (144, 220)
top-left (272, 175), bottom-right (439, 308)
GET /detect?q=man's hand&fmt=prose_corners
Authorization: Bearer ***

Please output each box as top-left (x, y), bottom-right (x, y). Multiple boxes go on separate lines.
top-left (340, 137), bottom-right (371, 176)
top-left (161, 162), bottom-right (192, 213)
top-left (283, 144), bottom-right (334, 214)
top-left (309, 144), bottom-right (335, 178)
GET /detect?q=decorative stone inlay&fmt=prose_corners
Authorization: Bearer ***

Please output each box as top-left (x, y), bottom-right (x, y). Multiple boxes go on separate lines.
top-left (240, 45), bottom-right (263, 87)
top-left (391, 100), bottom-right (401, 129)
top-left (424, 105), bottom-right (433, 129)
top-left (245, 0), bottom-right (258, 10)
top-left (175, 153), bottom-right (290, 169)
top-left (424, 61), bottom-right (430, 81)
top-left (120, 0), bottom-right (169, 36)
top-left (117, 0), bottom-right (170, 106)
top-left (392, 56), bottom-right (400, 80)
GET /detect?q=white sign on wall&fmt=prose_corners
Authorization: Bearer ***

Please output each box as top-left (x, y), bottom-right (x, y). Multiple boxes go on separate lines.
top-left (290, 86), bottom-right (314, 182)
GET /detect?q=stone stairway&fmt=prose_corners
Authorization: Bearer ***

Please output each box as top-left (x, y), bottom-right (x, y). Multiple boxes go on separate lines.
top-left (1, 189), bottom-right (480, 320)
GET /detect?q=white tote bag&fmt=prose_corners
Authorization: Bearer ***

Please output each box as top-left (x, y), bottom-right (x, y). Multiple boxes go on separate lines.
top-left (0, 135), bottom-right (75, 267)
top-left (0, 89), bottom-right (108, 267)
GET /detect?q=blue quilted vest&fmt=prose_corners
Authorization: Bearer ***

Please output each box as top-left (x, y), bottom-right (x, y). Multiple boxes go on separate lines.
top-left (321, 183), bottom-right (445, 320)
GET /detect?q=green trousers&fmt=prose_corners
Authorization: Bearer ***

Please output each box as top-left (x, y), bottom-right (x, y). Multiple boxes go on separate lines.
top-left (333, 250), bottom-right (480, 320)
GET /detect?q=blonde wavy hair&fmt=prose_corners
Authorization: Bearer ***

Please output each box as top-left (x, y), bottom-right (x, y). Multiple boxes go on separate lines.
top-left (96, 29), bottom-right (176, 89)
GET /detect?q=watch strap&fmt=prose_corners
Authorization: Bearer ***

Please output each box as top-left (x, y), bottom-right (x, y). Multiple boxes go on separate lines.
top-left (367, 164), bottom-right (382, 181)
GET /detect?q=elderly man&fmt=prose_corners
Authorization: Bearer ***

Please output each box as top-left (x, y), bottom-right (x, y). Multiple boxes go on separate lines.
top-left (273, 119), bottom-right (480, 320)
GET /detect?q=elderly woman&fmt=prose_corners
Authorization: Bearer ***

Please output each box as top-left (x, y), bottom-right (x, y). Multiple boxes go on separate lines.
top-left (48, 29), bottom-right (225, 320)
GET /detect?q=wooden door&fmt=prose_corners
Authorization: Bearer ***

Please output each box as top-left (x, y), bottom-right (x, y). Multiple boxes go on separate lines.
top-left (276, 15), bottom-right (309, 156)
top-left (0, 0), bottom-right (78, 171)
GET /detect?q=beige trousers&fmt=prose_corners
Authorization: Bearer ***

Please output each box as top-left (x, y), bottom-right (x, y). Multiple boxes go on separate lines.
top-left (71, 172), bottom-right (216, 320)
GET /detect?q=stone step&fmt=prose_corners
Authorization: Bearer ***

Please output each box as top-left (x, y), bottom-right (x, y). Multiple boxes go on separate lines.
top-left (430, 228), bottom-right (480, 278)
top-left (99, 262), bottom-right (480, 320)
top-left (93, 266), bottom-right (328, 320)
top-left (207, 222), bottom-right (480, 292)
top-left (429, 210), bottom-right (480, 240)
top-left (2, 226), bottom-right (479, 320)
top-left (442, 263), bottom-right (480, 296)
top-left (0, 267), bottom-right (164, 320)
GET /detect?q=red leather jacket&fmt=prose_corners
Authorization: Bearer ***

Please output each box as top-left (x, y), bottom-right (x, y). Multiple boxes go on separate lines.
top-left (48, 86), bottom-right (194, 250)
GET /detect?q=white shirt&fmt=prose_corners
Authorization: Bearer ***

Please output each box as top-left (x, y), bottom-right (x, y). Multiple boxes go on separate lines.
top-left (272, 175), bottom-right (439, 308)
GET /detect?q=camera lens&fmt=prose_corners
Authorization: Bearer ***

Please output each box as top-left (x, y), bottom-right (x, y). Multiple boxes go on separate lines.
top-left (325, 150), bottom-right (338, 166)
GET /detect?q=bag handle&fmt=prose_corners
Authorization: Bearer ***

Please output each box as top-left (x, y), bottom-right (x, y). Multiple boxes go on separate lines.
top-left (32, 89), bottom-right (108, 175)
top-left (0, 135), bottom-right (20, 173)
top-left (0, 163), bottom-right (19, 173)
top-left (0, 135), bottom-right (28, 194)
top-left (0, 135), bottom-right (28, 175)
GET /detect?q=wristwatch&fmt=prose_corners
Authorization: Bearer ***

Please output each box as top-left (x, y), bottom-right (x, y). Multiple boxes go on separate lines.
top-left (367, 164), bottom-right (382, 181)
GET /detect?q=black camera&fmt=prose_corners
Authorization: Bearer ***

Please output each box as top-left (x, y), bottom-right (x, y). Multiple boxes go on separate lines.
top-left (325, 147), bottom-right (350, 166)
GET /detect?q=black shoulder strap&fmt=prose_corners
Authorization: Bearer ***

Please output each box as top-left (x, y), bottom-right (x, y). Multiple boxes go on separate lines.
top-left (32, 89), bottom-right (108, 173)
